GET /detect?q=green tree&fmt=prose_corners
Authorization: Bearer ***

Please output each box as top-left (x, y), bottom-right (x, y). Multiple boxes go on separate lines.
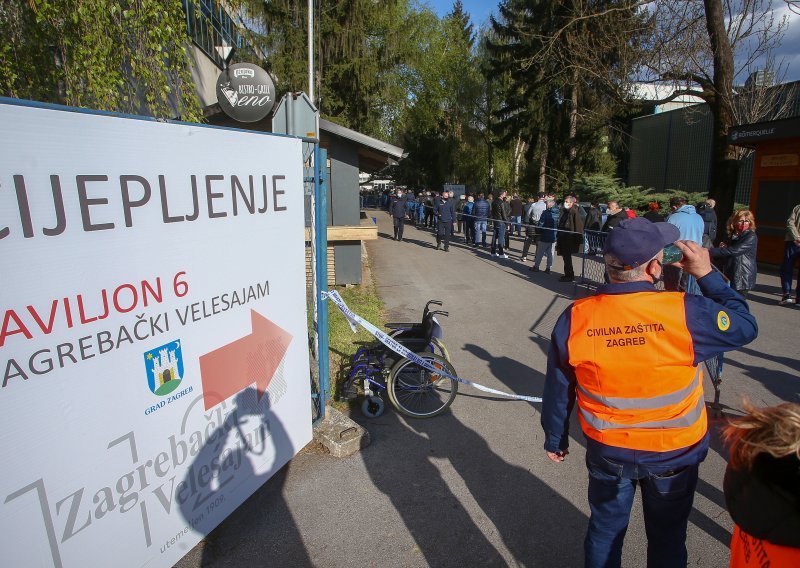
top-left (490, 0), bottom-right (646, 194)
top-left (0, 0), bottom-right (202, 121)
top-left (238, 0), bottom-right (426, 140)
top-left (393, 3), bottom-right (487, 191)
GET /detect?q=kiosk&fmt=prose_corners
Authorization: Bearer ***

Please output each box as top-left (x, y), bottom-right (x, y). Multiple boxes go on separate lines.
top-left (729, 116), bottom-right (800, 264)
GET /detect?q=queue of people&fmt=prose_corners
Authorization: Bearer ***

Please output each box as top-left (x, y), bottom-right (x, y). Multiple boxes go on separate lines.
top-left (383, 189), bottom-right (800, 307)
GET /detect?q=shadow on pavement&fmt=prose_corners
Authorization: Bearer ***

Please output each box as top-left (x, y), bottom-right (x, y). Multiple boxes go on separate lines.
top-left (739, 345), bottom-right (800, 374)
top-left (722, 358), bottom-right (799, 402)
top-left (176, 388), bottom-right (311, 568)
top-left (406, 222), bottom-right (580, 296)
top-left (357, 408), bottom-right (588, 566)
top-left (463, 343), bottom-right (546, 406)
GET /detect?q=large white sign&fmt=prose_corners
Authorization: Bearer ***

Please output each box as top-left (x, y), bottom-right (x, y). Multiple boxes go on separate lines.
top-left (0, 102), bottom-right (312, 567)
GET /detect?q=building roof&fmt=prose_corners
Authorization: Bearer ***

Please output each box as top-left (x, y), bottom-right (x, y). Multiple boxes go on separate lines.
top-left (628, 83), bottom-right (705, 106)
top-left (319, 118), bottom-right (405, 173)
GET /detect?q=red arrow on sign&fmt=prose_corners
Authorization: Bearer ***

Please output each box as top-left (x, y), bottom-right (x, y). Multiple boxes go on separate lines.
top-left (199, 309), bottom-right (293, 411)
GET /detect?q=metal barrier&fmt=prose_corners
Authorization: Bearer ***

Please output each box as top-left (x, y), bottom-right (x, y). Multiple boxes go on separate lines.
top-left (360, 194), bottom-right (386, 209)
top-left (577, 230), bottom-right (608, 293)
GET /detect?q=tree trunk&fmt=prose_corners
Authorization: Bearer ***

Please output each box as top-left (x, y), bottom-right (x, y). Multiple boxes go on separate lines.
top-left (486, 75), bottom-right (495, 194)
top-left (487, 135), bottom-right (495, 194)
top-left (567, 73), bottom-right (579, 190)
top-left (513, 134), bottom-right (527, 190)
top-left (539, 131), bottom-right (549, 194)
top-left (704, 0), bottom-right (738, 238)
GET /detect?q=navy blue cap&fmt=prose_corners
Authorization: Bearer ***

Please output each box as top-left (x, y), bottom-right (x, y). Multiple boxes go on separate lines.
top-left (603, 218), bottom-right (679, 268)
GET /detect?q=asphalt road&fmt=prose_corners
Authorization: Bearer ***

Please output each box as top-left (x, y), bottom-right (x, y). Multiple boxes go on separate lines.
top-left (176, 211), bottom-right (797, 567)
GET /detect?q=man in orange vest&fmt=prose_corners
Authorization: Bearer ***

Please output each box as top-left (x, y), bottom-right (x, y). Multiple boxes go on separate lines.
top-left (541, 217), bottom-right (758, 568)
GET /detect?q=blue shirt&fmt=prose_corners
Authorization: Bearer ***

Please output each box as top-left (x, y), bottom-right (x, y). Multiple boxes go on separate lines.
top-left (541, 271), bottom-right (758, 467)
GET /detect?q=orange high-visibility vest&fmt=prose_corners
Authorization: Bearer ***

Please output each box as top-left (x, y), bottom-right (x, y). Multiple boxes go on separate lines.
top-left (730, 525), bottom-right (800, 567)
top-left (567, 291), bottom-right (707, 451)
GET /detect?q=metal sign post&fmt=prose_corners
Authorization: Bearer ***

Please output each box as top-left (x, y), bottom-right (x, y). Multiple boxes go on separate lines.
top-left (315, 146), bottom-right (330, 413)
top-left (273, 92), bottom-right (328, 421)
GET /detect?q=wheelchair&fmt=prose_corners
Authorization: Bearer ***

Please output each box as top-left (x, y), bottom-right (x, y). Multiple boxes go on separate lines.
top-left (342, 300), bottom-right (458, 419)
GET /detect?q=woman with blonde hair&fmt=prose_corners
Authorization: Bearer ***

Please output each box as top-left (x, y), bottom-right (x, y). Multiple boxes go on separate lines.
top-left (710, 210), bottom-right (758, 297)
top-left (723, 402), bottom-right (800, 567)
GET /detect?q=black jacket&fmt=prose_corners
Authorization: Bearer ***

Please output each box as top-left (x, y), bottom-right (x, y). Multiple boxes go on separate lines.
top-left (491, 197), bottom-right (508, 222)
top-left (585, 208), bottom-right (602, 231)
top-left (724, 454), bottom-right (800, 549)
top-left (643, 211), bottom-right (665, 223)
top-left (710, 230), bottom-right (758, 291)
top-left (557, 205), bottom-right (585, 253)
top-left (510, 198), bottom-right (524, 217)
top-left (602, 210), bottom-right (627, 232)
top-left (697, 204), bottom-right (718, 240)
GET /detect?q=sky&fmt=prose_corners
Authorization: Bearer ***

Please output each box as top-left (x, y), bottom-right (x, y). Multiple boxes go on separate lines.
top-left (426, 0), bottom-right (800, 82)
top-left (427, 0), bottom-right (497, 27)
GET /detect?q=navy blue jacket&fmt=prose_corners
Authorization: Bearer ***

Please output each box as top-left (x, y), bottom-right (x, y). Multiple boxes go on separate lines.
top-left (541, 271), bottom-right (758, 467)
top-left (435, 199), bottom-right (456, 222)
top-left (473, 198), bottom-right (490, 221)
top-left (390, 195), bottom-right (408, 218)
top-left (538, 206), bottom-right (560, 243)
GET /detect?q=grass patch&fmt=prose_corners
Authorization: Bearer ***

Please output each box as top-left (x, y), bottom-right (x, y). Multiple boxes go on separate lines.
top-left (326, 276), bottom-right (385, 410)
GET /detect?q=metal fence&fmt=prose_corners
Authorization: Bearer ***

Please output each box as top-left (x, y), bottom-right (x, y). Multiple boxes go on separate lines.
top-left (577, 231), bottom-right (608, 293)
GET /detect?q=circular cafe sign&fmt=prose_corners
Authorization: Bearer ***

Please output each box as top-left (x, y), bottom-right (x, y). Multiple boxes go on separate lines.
top-left (216, 63), bottom-right (276, 123)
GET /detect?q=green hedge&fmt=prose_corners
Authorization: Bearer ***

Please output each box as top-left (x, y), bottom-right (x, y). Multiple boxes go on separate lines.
top-left (571, 174), bottom-right (710, 212)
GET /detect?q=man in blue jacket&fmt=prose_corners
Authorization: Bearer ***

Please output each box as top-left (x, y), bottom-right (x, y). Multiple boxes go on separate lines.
top-left (667, 197), bottom-right (704, 245)
top-left (435, 191), bottom-right (456, 251)
top-left (462, 196), bottom-right (476, 245)
top-left (390, 190), bottom-right (408, 241)
top-left (472, 192), bottom-right (490, 247)
top-left (665, 197), bottom-right (705, 290)
top-left (541, 218), bottom-right (758, 568)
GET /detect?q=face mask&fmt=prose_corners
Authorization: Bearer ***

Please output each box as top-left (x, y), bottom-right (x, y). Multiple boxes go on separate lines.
top-left (563, 202), bottom-right (572, 209)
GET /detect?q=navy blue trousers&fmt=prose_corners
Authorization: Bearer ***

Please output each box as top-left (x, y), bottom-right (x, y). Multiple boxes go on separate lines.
top-left (584, 453), bottom-right (699, 568)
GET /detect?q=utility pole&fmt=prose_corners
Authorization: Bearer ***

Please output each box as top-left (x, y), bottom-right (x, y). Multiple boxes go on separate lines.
top-left (308, 0), bottom-right (314, 103)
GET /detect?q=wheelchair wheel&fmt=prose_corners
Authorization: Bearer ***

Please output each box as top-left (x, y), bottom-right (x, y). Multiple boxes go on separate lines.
top-left (430, 337), bottom-right (450, 361)
top-left (361, 395), bottom-right (385, 418)
top-left (387, 353), bottom-right (458, 418)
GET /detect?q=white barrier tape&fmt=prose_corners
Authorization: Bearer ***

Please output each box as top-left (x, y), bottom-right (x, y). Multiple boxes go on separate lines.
top-left (323, 290), bottom-right (542, 403)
